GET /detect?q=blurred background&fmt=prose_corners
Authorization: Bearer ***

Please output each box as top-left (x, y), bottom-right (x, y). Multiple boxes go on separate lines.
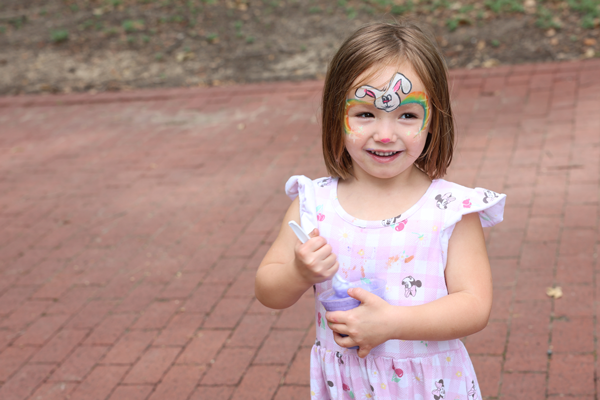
top-left (0, 0), bottom-right (599, 96)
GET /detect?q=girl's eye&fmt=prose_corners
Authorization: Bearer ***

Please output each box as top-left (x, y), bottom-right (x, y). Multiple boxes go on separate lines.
top-left (356, 112), bottom-right (374, 118)
top-left (400, 113), bottom-right (417, 119)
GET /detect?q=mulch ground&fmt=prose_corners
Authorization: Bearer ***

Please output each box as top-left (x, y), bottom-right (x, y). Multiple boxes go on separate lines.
top-left (0, 0), bottom-right (599, 95)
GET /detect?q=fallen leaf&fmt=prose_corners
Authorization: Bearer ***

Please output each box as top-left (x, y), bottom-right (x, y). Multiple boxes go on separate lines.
top-left (546, 286), bottom-right (562, 299)
top-left (482, 59), bottom-right (500, 68)
top-left (583, 38), bottom-right (597, 46)
top-left (584, 48), bottom-right (596, 58)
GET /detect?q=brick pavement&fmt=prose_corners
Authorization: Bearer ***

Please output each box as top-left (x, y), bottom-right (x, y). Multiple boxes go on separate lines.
top-left (0, 58), bottom-right (598, 399)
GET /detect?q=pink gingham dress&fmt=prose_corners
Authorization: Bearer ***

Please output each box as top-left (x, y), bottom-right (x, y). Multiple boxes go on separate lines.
top-left (286, 176), bottom-right (506, 400)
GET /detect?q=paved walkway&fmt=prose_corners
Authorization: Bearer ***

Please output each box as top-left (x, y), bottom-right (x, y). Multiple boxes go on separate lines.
top-left (0, 58), bottom-right (598, 400)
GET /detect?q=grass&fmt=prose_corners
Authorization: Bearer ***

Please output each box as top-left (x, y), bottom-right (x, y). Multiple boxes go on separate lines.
top-left (536, 5), bottom-right (561, 29)
top-left (391, 1), bottom-right (413, 15)
top-left (50, 29), bottom-right (69, 43)
top-left (206, 32), bottom-right (218, 43)
top-left (484, 0), bottom-right (524, 13)
top-left (122, 20), bottom-right (145, 32)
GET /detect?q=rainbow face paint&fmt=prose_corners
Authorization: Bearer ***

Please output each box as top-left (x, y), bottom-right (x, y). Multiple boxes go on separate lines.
top-left (344, 98), bottom-right (370, 139)
top-left (401, 91), bottom-right (430, 136)
top-left (344, 72), bottom-right (431, 141)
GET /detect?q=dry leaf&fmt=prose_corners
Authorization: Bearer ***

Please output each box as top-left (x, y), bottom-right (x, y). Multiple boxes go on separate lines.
top-left (584, 48), bottom-right (596, 58)
top-left (546, 286), bottom-right (562, 299)
top-left (583, 38), bottom-right (597, 46)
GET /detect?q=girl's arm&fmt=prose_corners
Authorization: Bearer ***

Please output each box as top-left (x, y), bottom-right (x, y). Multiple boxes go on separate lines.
top-left (327, 212), bottom-right (493, 357)
top-left (255, 197), bottom-right (339, 309)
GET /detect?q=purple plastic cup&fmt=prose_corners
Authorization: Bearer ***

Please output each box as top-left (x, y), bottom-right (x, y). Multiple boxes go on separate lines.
top-left (318, 278), bottom-right (386, 349)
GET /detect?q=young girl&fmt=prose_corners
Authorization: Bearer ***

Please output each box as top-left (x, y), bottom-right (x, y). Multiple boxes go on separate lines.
top-left (255, 21), bottom-right (506, 400)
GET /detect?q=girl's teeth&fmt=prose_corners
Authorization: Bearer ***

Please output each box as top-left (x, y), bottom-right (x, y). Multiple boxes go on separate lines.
top-left (373, 151), bottom-right (398, 156)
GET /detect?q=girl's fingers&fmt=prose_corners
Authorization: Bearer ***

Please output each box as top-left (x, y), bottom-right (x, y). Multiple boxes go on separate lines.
top-left (332, 332), bottom-right (357, 348)
top-left (327, 321), bottom-right (348, 336)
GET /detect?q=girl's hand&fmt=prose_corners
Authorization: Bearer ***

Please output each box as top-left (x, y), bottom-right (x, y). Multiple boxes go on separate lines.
top-left (325, 287), bottom-right (396, 358)
top-left (293, 228), bottom-right (339, 285)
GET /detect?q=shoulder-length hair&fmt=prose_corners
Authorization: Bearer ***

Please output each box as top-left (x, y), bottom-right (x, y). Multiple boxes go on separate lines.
top-left (322, 21), bottom-right (454, 180)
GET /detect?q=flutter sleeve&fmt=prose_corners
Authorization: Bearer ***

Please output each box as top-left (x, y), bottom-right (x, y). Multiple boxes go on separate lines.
top-left (285, 175), bottom-right (318, 234)
top-left (438, 184), bottom-right (506, 268)
top-left (441, 185), bottom-right (507, 231)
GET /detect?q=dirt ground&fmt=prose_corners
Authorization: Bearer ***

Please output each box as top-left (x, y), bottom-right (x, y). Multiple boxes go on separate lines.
top-left (0, 0), bottom-right (598, 96)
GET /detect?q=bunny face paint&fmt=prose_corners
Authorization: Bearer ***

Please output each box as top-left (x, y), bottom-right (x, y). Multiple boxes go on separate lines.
top-left (343, 63), bottom-right (432, 181)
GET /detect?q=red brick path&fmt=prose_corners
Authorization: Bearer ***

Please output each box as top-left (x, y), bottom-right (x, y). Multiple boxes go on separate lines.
top-left (0, 59), bottom-right (598, 399)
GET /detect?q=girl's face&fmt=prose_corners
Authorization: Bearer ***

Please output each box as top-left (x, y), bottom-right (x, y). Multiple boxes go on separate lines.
top-left (344, 62), bottom-right (431, 181)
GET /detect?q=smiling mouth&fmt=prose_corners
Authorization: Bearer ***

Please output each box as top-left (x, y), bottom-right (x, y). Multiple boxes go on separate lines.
top-left (367, 150), bottom-right (401, 157)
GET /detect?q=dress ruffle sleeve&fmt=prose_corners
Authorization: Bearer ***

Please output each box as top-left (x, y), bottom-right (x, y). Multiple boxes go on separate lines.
top-left (285, 175), bottom-right (318, 234)
top-left (441, 185), bottom-right (507, 230)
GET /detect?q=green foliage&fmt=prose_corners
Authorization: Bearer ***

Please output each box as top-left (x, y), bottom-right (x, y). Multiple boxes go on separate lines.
top-left (50, 29), bottom-right (69, 43)
top-left (536, 6), bottom-right (561, 28)
top-left (581, 14), bottom-right (596, 28)
top-left (491, 39), bottom-right (500, 47)
top-left (309, 6), bottom-right (322, 13)
top-left (206, 32), bottom-right (218, 42)
top-left (246, 35), bottom-right (255, 43)
top-left (567, 0), bottom-right (600, 16)
top-left (9, 16), bottom-right (26, 29)
top-left (83, 19), bottom-right (94, 29)
top-left (106, 0), bottom-right (123, 6)
top-left (122, 20), bottom-right (144, 32)
top-left (459, 4), bottom-right (474, 13)
top-left (105, 27), bottom-right (119, 35)
top-left (431, 0), bottom-right (451, 10)
top-left (69, 4), bottom-right (80, 12)
top-left (446, 17), bottom-right (459, 31)
top-left (0, 26), bottom-right (6, 34)
top-left (142, 34), bottom-right (150, 43)
top-left (446, 15), bottom-right (471, 31)
top-left (484, 0), bottom-right (524, 13)
top-left (39, 8), bottom-right (47, 16)
top-left (391, 1), bottom-right (413, 15)
top-left (155, 52), bottom-right (164, 60)
top-left (346, 6), bottom-right (357, 18)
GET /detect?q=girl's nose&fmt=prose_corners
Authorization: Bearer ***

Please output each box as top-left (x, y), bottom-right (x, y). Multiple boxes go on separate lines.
top-left (375, 120), bottom-right (396, 143)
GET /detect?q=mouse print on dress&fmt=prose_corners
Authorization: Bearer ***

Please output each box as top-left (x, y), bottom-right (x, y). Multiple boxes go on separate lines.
top-left (402, 276), bottom-right (422, 297)
top-left (467, 380), bottom-right (477, 400)
top-left (432, 379), bottom-right (445, 400)
top-left (381, 215), bottom-right (403, 228)
top-left (435, 193), bottom-right (456, 210)
top-left (483, 190), bottom-right (499, 204)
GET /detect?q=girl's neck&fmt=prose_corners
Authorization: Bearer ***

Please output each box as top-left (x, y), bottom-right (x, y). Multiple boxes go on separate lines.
top-left (337, 165), bottom-right (432, 221)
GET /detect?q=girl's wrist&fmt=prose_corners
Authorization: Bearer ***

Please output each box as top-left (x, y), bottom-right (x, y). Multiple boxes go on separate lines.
top-left (387, 304), bottom-right (410, 341)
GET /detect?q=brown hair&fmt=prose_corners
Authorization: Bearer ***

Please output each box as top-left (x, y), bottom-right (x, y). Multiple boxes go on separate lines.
top-left (322, 21), bottom-right (454, 180)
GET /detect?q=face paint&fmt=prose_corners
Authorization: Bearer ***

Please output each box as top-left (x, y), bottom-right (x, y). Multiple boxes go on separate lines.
top-left (345, 72), bottom-right (430, 142)
top-left (344, 98), bottom-right (370, 139)
top-left (355, 72), bottom-right (412, 112)
top-left (401, 91), bottom-right (430, 136)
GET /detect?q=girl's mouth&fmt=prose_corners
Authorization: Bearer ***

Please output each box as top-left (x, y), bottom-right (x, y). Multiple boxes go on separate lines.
top-left (366, 150), bottom-right (400, 157)
top-left (366, 149), bottom-right (402, 163)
